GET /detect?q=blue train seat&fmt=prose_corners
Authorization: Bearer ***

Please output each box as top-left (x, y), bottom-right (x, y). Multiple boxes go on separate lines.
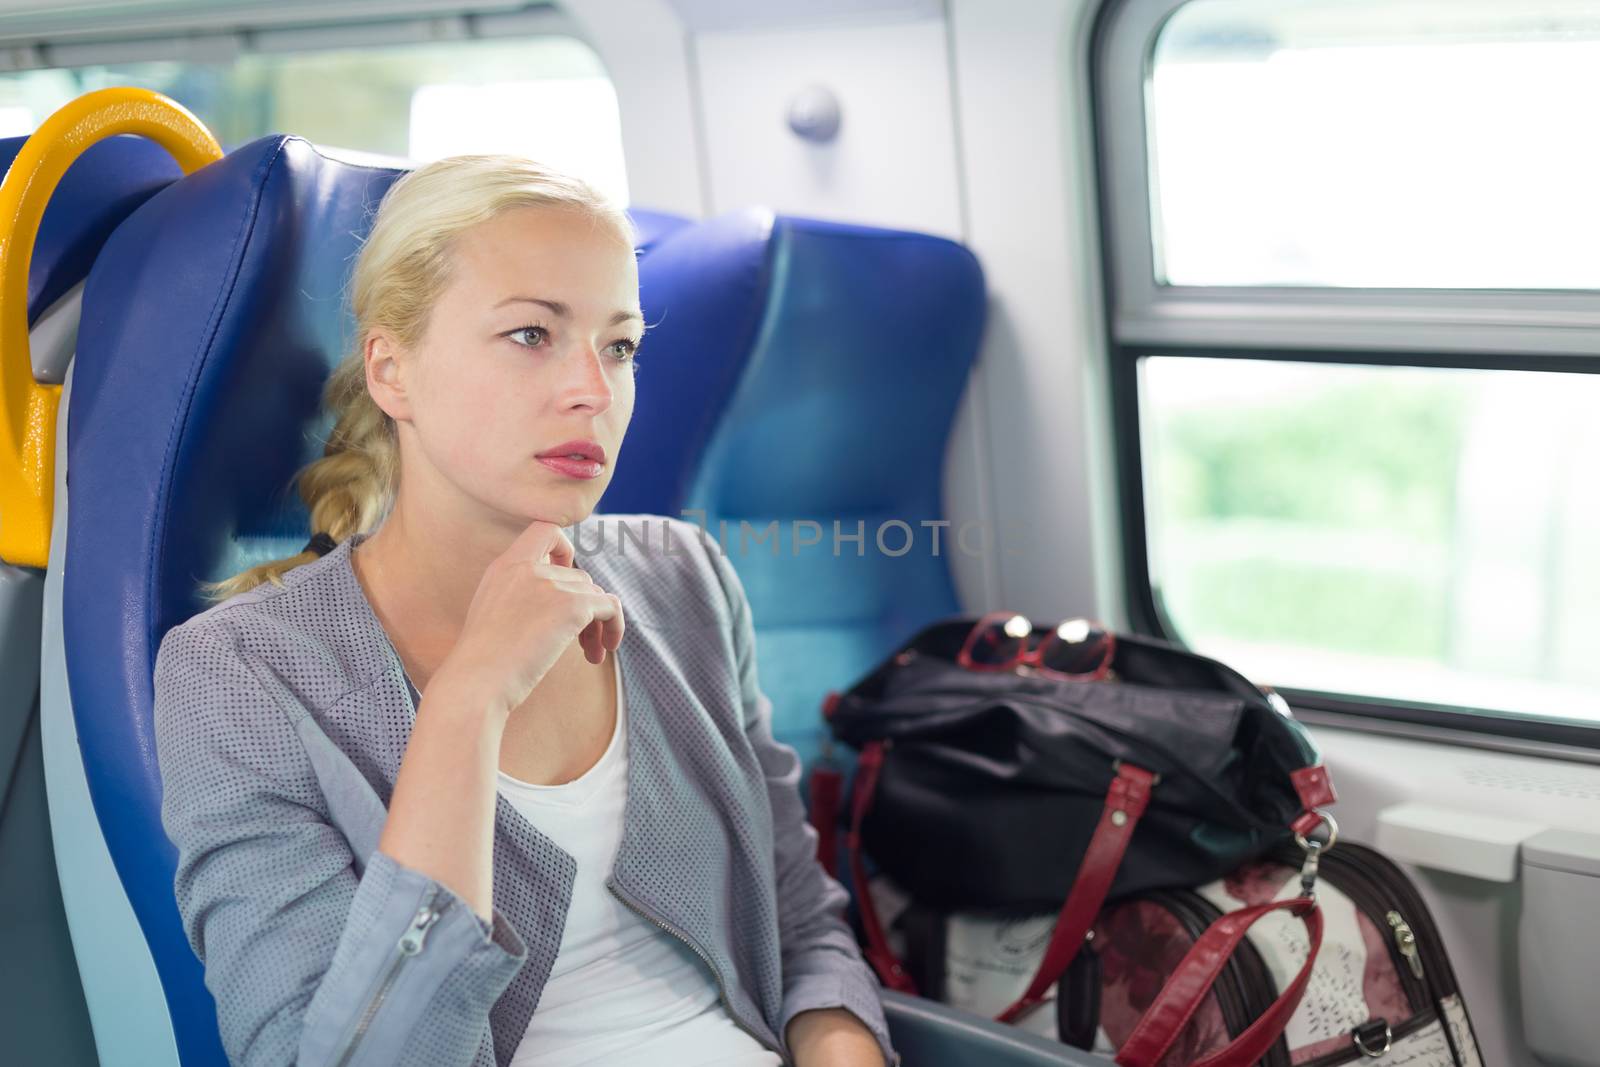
top-left (628, 205), bottom-right (693, 252)
top-left (47, 134), bottom-right (690, 1065)
top-left (0, 132), bottom-right (186, 1067)
top-left (48, 135), bottom-right (408, 1067)
top-left (52, 132), bottom-right (1091, 1067)
top-left (599, 209), bottom-right (985, 771)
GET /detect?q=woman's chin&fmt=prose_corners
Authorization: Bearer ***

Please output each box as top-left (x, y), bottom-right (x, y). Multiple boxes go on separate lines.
top-left (506, 491), bottom-right (601, 530)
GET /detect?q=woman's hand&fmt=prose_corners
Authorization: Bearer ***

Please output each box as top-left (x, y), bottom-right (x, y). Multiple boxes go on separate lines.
top-left (376, 518), bottom-right (625, 924)
top-left (435, 518), bottom-right (624, 718)
top-left (786, 1007), bottom-right (888, 1067)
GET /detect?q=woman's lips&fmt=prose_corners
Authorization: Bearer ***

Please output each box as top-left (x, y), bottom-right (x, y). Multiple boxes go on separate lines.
top-left (537, 455), bottom-right (605, 479)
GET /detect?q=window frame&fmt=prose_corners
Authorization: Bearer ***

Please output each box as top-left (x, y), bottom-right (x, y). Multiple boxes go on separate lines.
top-left (0, 5), bottom-right (581, 72)
top-left (1091, 0), bottom-right (1600, 748)
top-left (1096, 0), bottom-right (1600, 358)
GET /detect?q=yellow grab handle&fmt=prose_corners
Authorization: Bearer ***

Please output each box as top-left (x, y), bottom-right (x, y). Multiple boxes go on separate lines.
top-left (0, 87), bottom-right (221, 568)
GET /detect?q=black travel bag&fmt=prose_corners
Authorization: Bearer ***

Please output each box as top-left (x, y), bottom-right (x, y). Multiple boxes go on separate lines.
top-left (809, 614), bottom-right (1348, 1066)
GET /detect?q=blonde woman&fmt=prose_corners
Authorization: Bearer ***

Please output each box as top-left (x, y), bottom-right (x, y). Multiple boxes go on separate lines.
top-left (152, 156), bottom-right (894, 1067)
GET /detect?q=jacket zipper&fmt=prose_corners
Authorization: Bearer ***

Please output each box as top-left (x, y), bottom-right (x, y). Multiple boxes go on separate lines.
top-left (607, 879), bottom-right (899, 1067)
top-left (605, 879), bottom-right (793, 1065)
top-left (331, 886), bottom-right (448, 1067)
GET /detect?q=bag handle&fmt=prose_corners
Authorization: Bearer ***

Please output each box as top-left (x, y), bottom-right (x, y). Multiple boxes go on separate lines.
top-left (807, 693), bottom-right (847, 880)
top-left (1114, 896), bottom-right (1325, 1067)
top-left (995, 761), bottom-right (1155, 1022)
top-left (847, 741), bottom-right (919, 993)
top-left (808, 763), bottom-right (844, 880)
top-left (846, 743), bottom-right (1158, 1010)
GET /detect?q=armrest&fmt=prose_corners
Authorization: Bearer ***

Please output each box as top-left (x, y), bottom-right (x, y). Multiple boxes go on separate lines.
top-left (881, 991), bottom-right (1105, 1067)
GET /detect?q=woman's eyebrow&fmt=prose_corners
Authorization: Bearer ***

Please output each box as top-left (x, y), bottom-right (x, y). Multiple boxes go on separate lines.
top-left (492, 295), bottom-right (642, 326)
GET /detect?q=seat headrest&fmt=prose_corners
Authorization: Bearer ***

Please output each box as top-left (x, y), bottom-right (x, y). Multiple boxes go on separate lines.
top-left (0, 132), bottom-right (182, 324)
top-left (602, 209), bottom-right (985, 525)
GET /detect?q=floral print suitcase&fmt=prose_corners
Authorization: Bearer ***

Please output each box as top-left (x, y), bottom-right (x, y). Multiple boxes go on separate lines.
top-left (871, 842), bottom-right (1484, 1066)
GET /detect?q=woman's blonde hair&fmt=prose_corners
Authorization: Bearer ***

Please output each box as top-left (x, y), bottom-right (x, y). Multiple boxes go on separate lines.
top-left (200, 155), bottom-right (636, 603)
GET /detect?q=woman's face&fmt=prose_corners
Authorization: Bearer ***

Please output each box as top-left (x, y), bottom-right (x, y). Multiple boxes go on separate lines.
top-left (373, 204), bottom-right (642, 534)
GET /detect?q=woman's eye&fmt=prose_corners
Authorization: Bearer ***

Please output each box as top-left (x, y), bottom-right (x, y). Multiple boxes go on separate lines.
top-left (508, 325), bottom-right (548, 348)
top-left (608, 339), bottom-right (640, 362)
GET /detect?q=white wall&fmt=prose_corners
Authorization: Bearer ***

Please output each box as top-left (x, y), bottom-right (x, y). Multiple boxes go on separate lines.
top-left (564, 0), bottom-right (708, 217)
top-left (691, 18), bottom-right (963, 238)
top-left (945, 0), bottom-right (1115, 624)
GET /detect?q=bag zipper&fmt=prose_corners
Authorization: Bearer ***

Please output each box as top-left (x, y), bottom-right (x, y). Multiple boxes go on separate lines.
top-left (331, 885), bottom-right (448, 1067)
top-left (1270, 840), bottom-right (1480, 1065)
top-left (1297, 1008), bottom-right (1438, 1067)
top-left (1321, 844), bottom-right (1462, 999)
top-left (606, 879), bottom-right (887, 1067)
top-left (1317, 842), bottom-right (1478, 1065)
top-left (1270, 843), bottom-right (1440, 1012)
top-left (1144, 889), bottom-right (1292, 1067)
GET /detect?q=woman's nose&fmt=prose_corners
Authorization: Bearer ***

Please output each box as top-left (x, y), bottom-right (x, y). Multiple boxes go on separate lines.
top-left (556, 342), bottom-right (614, 413)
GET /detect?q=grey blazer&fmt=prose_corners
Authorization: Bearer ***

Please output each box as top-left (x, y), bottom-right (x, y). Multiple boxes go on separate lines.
top-left (152, 513), bottom-right (896, 1067)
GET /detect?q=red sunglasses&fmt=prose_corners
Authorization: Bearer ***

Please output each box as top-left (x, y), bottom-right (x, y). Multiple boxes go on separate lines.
top-left (955, 612), bottom-right (1116, 681)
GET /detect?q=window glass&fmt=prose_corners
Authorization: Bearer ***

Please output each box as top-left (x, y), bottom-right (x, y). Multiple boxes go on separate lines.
top-left (1150, 0), bottom-right (1600, 288)
top-left (0, 35), bottom-right (628, 204)
top-left (1141, 356), bottom-right (1600, 722)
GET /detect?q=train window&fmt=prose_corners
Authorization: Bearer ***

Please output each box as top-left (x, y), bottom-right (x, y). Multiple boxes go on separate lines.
top-left (0, 28), bottom-right (628, 204)
top-left (1141, 356), bottom-right (1600, 723)
top-left (1146, 1), bottom-right (1600, 290)
top-left (1096, 0), bottom-right (1600, 738)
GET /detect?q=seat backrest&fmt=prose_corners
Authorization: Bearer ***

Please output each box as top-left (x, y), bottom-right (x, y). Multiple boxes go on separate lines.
top-left (1, 130), bottom-right (182, 1067)
top-left (601, 211), bottom-right (986, 766)
top-left (1, 132), bottom-right (183, 328)
top-left (4, 129), bottom-right (182, 822)
top-left (65, 135), bottom-right (409, 1066)
top-left (62, 134), bottom-right (691, 1063)
top-left (628, 205), bottom-right (694, 253)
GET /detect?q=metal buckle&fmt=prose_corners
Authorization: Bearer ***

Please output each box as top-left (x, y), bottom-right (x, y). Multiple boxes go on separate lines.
top-left (1295, 809), bottom-right (1339, 853)
top-left (1294, 809), bottom-right (1338, 897)
top-left (1352, 1020), bottom-right (1393, 1058)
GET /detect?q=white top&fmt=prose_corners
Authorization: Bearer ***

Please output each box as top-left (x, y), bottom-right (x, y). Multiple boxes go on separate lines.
top-left (498, 654), bottom-right (784, 1067)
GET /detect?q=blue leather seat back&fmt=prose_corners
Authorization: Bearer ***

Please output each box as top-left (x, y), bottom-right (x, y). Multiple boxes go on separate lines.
top-left (2, 129), bottom-right (182, 824)
top-left (64, 133), bottom-right (691, 1064)
top-left (628, 205), bottom-right (693, 253)
top-left (602, 212), bottom-right (985, 763)
top-left (0, 130), bottom-right (183, 1067)
top-left (0, 133), bottom-right (183, 326)
top-left (602, 209), bottom-right (778, 516)
top-left (67, 135), bottom-right (409, 1066)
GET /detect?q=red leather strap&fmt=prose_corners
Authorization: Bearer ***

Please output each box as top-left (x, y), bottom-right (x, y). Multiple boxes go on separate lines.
top-left (1290, 810), bottom-right (1327, 839)
top-left (847, 742), bottom-right (919, 993)
top-left (996, 762), bottom-right (1156, 1023)
top-left (1291, 764), bottom-right (1337, 809)
top-left (1114, 897), bottom-right (1325, 1067)
top-left (808, 764), bottom-right (844, 879)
